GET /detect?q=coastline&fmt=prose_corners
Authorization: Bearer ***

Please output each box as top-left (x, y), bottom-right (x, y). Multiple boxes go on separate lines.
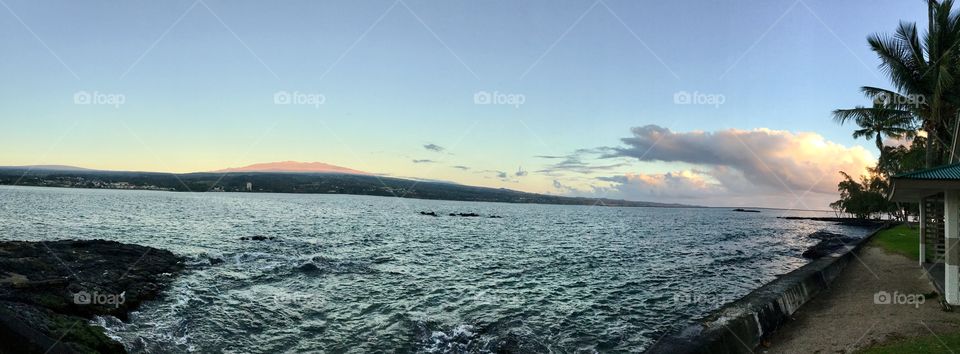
top-left (763, 243), bottom-right (958, 352)
top-left (0, 186), bottom-right (877, 352)
top-left (0, 240), bottom-right (183, 353)
top-left (0, 183), bottom-right (700, 209)
top-left (646, 223), bottom-right (894, 353)
top-left (0, 168), bottom-right (699, 209)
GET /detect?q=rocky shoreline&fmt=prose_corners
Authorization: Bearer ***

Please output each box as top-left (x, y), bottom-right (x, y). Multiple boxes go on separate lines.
top-left (0, 240), bottom-right (183, 354)
top-left (776, 216), bottom-right (885, 227)
top-left (800, 231), bottom-right (860, 259)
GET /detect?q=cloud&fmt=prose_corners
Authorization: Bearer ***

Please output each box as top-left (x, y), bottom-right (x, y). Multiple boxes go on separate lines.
top-left (536, 148), bottom-right (627, 175)
top-left (452, 165), bottom-right (470, 170)
top-left (552, 179), bottom-right (584, 194)
top-left (515, 167), bottom-right (528, 177)
top-left (412, 159), bottom-right (435, 164)
top-left (597, 170), bottom-right (725, 199)
top-left (606, 125), bottom-right (874, 196)
top-left (476, 169), bottom-right (515, 181)
top-left (423, 144), bottom-right (444, 153)
top-left (597, 169), bottom-right (845, 207)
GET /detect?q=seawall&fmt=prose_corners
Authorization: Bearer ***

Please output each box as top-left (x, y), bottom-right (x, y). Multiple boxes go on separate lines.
top-left (645, 223), bottom-right (894, 354)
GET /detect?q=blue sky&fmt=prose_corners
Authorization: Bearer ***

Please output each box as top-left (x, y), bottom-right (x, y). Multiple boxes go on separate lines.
top-left (0, 0), bottom-right (929, 208)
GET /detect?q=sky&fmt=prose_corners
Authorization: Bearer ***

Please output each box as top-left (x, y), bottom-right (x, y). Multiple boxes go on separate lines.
top-left (0, 0), bottom-right (930, 209)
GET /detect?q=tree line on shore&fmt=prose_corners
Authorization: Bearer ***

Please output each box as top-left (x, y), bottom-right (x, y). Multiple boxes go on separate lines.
top-left (832, 0), bottom-right (960, 219)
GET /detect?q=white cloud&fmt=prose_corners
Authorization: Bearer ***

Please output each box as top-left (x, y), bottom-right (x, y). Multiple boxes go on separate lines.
top-left (569, 125), bottom-right (877, 208)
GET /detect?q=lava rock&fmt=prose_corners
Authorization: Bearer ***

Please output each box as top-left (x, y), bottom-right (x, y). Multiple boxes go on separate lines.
top-left (298, 263), bottom-right (321, 273)
top-left (0, 239), bottom-right (184, 353)
top-left (801, 241), bottom-right (846, 259)
top-left (240, 235), bottom-right (275, 241)
top-left (801, 231), bottom-right (859, 259)
top-left (807, 231), bottom-right (856, 242)
top-left (778, 216), bottom-right (885, 227)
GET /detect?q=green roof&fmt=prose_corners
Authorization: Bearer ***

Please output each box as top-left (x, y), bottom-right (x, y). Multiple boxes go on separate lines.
top-left (893, 162), bottom-right (960, 180)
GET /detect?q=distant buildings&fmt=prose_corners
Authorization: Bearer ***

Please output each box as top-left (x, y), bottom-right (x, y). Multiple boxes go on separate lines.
top-left (245, 182), bottom-right (253, 192)
top-left (8, 176), bottom-right (172, 191)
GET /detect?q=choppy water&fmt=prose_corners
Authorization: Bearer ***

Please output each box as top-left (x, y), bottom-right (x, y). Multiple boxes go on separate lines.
top-left (0, 185), bottom-right (873, 353)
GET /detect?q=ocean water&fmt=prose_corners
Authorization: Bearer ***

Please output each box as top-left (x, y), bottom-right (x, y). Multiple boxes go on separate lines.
top-left (0, 185), bottom-right (873, 353)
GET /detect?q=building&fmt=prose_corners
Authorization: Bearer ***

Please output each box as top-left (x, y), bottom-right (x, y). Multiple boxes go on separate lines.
top-left (245, 182), bottom-right (253, 192)
top-left (889, 163), bottom-right (960, 305)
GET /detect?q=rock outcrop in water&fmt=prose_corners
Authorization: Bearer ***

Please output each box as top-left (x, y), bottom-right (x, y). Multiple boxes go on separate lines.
top-left (240, 235), bottom-right (276, 241)
top-left (778, 217), bottom-right (885, 227)
top-left (0, 239), bottom-right (184, 354)
top-left (801, 231), bottom-right (859, 259)
top-left (419, 211), bottom-right (495, 218)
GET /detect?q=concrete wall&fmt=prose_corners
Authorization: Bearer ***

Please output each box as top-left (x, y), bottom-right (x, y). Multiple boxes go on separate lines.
top-left (645, 224), bottom-right (893, 354)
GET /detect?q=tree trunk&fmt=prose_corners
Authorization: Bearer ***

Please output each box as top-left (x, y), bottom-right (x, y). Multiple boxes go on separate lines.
top-left (876, 135), bottom-right (885, 161)
top-left (952, 111), bottom-right (960, 163)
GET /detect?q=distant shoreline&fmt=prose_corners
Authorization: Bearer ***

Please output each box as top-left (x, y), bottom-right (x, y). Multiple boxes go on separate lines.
top-left (0, 180), bottom-right (701, 209)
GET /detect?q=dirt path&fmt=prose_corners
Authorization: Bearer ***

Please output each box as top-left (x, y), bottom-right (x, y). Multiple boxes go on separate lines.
top-left (763, 246), bottom-right (960, 353)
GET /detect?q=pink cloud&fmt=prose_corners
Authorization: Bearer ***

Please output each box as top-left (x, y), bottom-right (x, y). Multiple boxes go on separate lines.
top-left (594, 126), bottom-right (875, 208)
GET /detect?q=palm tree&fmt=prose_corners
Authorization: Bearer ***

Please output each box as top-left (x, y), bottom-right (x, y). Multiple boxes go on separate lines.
top-left (833, 103), bottom-right (916, 154)
top-left (866, 0), bottom-right (960, 166)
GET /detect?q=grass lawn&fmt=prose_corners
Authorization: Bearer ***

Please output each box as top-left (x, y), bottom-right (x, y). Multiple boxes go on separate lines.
top-left (869, 224), bottom-right (920, 261)
top-left (860, 332), bottom-right (960, 353)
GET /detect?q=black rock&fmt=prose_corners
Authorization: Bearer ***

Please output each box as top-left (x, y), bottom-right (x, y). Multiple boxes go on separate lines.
top-left (801, 241), bottom-right (846, 258)
top-left (298, 263), bottom-right (321, 273)
top-left (732, 208), bottom-right (760, 213)
top-left (240, 235), bottom-right (274, 241)
top-left (778, 216), bottom-right (885, 227)
top-left (801, 231), bottom-right (858, 259)
top-left (0, 239), bottom-right (184, 353)
top-left (807, 231), bottom-right (856, 243)
top-left (419, 211), bottom-right (438, 217)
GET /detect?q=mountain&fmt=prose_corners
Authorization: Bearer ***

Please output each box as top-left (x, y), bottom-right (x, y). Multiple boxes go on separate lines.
top-left (0, 165), bottom-right (95, 172)
top-left (212, 161), bottom-right (368, 175)
top-left (0, 167), bottom-right (697, 208)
